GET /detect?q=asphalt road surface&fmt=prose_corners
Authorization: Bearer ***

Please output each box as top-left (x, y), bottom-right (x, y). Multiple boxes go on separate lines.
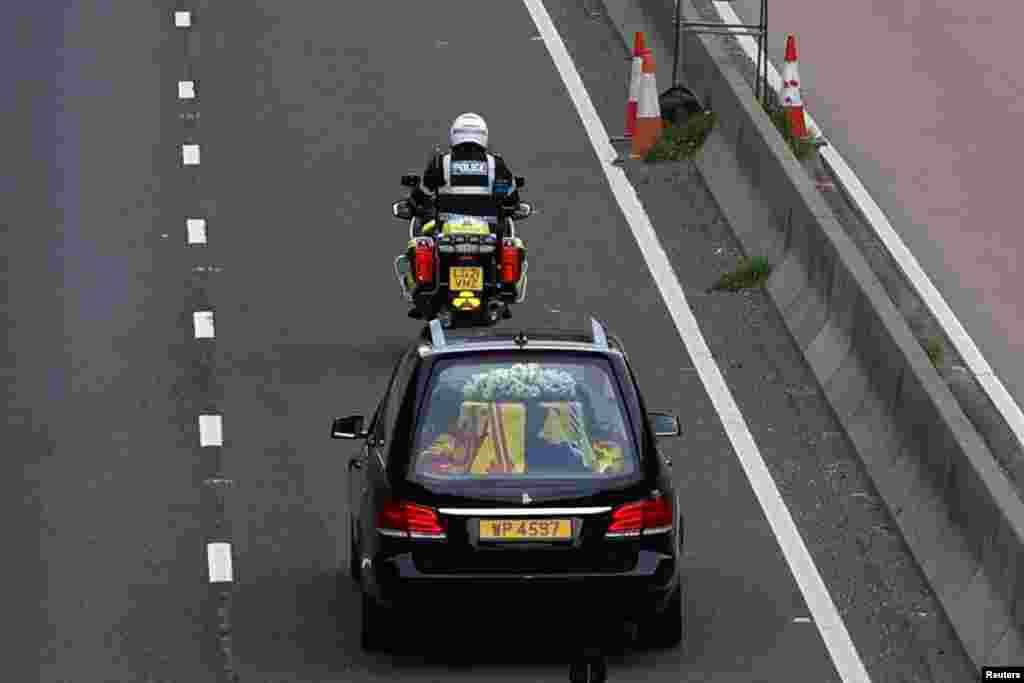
top-left (7, 0), bottom-right (975, 681)
top-left (729, 0), bottom-right (1024, 420)
top-left (6, 1), bottom-right (219, 682)
top-left (197, 0), bottom-right (843, 680)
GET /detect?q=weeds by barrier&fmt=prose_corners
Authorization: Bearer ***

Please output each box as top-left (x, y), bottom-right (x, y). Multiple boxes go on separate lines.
top-left (644, 111), bottom-right (717, 161)
top-left (760, 95), bottom-right (820, 161)
top-left (709, 255), bottom-right (772, 292)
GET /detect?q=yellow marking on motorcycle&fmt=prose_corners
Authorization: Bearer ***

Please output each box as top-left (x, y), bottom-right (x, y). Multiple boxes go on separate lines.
top-left (452, 291), bottom-right (480, 310)
top-left (444, 222), bottom-right (490, 236)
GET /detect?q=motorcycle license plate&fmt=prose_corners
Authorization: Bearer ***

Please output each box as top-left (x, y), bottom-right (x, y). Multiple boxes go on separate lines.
top-left (450, 267), bottom-right (483, 291)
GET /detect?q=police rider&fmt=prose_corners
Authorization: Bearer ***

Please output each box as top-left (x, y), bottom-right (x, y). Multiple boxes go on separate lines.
top-left (402, 112), bottom-right (523, 318)
top-left (407, 112), bottom-right (522, 233)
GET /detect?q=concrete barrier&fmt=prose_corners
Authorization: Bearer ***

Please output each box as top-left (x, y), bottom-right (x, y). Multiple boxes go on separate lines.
top-left (596, 0), bottom-right (1024, 668)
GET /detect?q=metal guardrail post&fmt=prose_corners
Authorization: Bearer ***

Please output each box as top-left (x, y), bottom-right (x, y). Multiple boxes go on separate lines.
top-left (672, 0), bottom-right (769, 107)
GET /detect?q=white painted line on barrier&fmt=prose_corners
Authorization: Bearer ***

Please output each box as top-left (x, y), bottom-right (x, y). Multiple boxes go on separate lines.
top-left (712, 0), bottom-right (1024, 459)
top-left (174, 11), bottom-right (191, 28)
top-left (199, 414), bottom-right (223, 446)
top-left (187, 218), bottom-right (207, 244)
top-left (193, 311), bottom-right (215, 338)
top-left (182, 144), bottom-right (201, 166)
top-left (522, 2), bottom-right (871, 681)
top-left (207, 542), bottom-right (233, 582)
top-left (178, 80), bottom-right (195, 99)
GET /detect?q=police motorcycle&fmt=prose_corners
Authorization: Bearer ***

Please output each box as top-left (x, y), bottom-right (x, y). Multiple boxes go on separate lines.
top-left (392, 174), bottom-right (532, 328)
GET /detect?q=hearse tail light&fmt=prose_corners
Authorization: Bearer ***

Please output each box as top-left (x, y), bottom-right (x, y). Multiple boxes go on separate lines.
top-left (606, 495), bottom-right (673, 538)
top-left (378, 500), bottom-right (446, 539)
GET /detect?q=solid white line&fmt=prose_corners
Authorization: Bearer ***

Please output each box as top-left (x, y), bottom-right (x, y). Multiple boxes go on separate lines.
top-left (178, 80), bottom-right (195, 99)
top-left (521, 2), bottom-right (871, 681)
top-left (174, 11), bottom-right (191, 28)
top-left (187, 218), bottom-right (207, 244)
top-left (193, 311), bottom-right (215, 338)
top-left (207, 542), bottom-right (233, 582)
top-left (199, 414), bottom-right (223, 447)
top-left (182, 144), bottom-right (201, 166)
top-left (711, 0), bottom-right (1024, 455)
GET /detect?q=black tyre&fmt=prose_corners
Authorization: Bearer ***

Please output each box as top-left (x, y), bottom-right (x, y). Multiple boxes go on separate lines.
top-left (360, 591), bottom-right (390, 652)
top-left (636, 577), bottom-right (686, 650)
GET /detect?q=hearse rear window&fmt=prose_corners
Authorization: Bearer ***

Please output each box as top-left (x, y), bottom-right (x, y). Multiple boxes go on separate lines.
top-left (410, 357), bottom-right (638, 480)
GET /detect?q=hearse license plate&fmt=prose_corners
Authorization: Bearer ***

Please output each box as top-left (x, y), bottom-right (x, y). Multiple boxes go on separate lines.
top-left (479, 519), bottom-right (572, 541)
top-left (450, 266), bottom-right (483, 291)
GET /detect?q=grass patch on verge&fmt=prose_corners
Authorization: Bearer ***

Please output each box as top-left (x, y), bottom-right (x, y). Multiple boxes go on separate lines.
top-left (711, 256), bottom-right (772, 291)
top-left (645, 111), bottom-right (718, 162)
top-left (922, 336), bottom-right (944, 368)
top-left (760, 94), bottom-right (820, 161)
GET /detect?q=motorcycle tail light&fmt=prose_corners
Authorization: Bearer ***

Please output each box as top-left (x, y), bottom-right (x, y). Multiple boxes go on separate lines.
top-left (414, 238), bottom-right (434, 284)
top-left (500, 238), bottom-right (522, 284)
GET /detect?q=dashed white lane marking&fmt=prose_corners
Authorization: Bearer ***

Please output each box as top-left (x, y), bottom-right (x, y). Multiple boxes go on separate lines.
top-left (182, 144), bottom-right (201, 166)
top-left (178, 80), bottom-right (196, 99)
top-left (521, 1), bottom-right (871, 681)
top-left (207, 542), bottom-right (234, 582)
top-left (193, 310), bottom-right (215, 338)
top-left (187, 218), bottom-right (207, 244)
top-left (174, 10), bottom-right (191, 28)
top-left (199, 414), bottom-right (223, 447)
top-left (711, 0), bottom-right (1024, 457)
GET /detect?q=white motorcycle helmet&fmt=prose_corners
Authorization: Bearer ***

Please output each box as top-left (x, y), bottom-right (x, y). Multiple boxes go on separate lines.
top-left (450, 112), bottom-right (488, 148)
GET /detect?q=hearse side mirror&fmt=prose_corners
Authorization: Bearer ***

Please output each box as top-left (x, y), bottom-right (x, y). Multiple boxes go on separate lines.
top-left (649, 412), bottom-right (681, 437)
top-left (514, 176), bottom-right (526, 189)
top-left (401, 174), bottom-right (420, 188)
top-left (331, 415), bottom-right (367, 439)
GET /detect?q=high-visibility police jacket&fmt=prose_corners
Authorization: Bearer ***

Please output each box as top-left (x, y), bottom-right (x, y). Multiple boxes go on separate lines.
top-left (410, 143), bottom-right (520, 221)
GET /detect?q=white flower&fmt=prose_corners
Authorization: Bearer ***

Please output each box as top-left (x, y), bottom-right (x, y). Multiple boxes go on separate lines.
top-left (463, 363), bottom-right (577, 401)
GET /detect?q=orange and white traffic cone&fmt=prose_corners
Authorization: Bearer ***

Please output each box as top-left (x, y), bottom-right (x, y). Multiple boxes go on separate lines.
top-left (631, 51), bottom-right (662, 159)
top-left (780, 34), bottom-right (809, 139)
top-left (624, 32), bottom-right (648, 138)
